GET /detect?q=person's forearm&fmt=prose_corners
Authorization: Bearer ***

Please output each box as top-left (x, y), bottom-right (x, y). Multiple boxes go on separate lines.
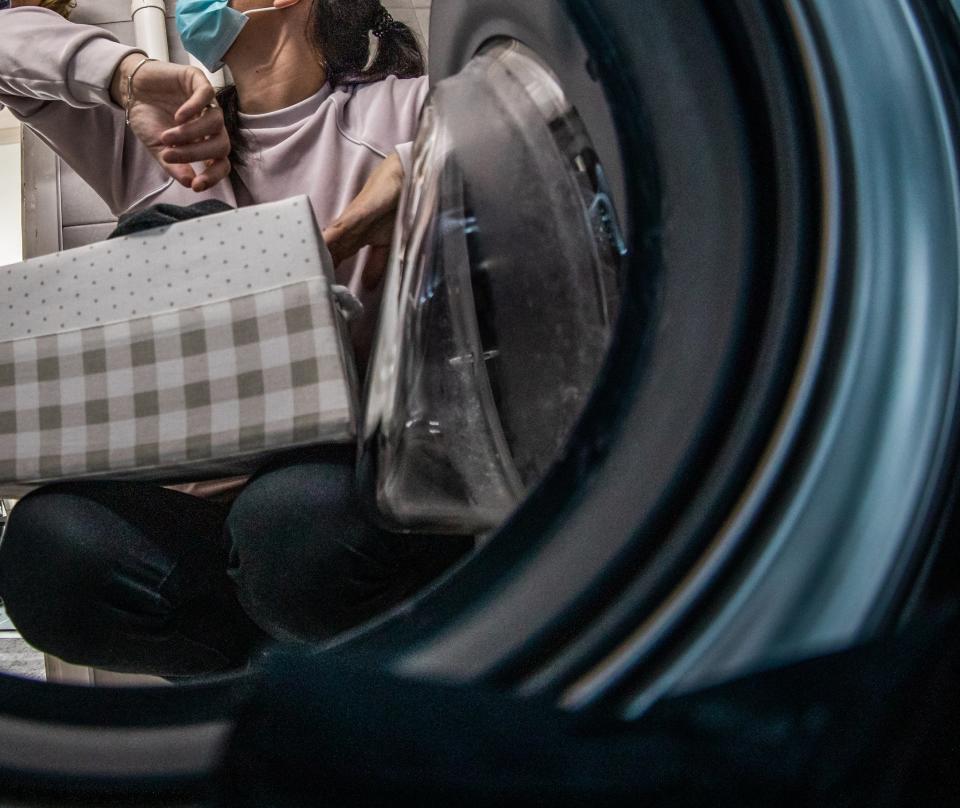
top-left (0, 7), bottom-right (140, 110)
top-left (0, 6), bottom-right (168, 215)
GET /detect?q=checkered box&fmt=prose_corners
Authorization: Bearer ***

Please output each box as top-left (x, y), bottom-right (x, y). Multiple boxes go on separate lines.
top-left (0, 197), bottom-right (356, 493)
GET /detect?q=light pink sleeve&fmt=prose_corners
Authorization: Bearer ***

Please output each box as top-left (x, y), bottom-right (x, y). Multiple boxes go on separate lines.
top-left (0, 7), bottom-right (171, 215)
top-left (395, 141), bottom-right (415, 177)
top-left (348, 75), bottom-right (430, 176)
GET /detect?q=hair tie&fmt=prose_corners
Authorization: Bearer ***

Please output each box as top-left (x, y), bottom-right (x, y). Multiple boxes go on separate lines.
top-left (371, 7), bottom-right (397, 38)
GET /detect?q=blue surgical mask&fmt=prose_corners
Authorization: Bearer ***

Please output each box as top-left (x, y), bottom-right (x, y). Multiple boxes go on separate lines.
top-left (176, 0), bottom-right (280, 73)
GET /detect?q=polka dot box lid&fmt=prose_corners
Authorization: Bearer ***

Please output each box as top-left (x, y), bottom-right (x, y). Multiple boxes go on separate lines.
top-left (0, 196), bottom-right (356, 490)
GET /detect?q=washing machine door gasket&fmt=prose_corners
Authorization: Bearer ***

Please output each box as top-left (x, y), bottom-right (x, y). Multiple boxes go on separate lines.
top-left (353, 0), bottom-right (960, 715)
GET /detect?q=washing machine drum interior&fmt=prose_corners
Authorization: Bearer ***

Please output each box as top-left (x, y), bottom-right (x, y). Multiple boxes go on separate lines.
top-left (2, 0), bottom-right (960, 800)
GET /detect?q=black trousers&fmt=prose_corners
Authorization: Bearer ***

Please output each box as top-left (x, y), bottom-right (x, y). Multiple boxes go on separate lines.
top-left (0, 448), bottom-right (473, 678)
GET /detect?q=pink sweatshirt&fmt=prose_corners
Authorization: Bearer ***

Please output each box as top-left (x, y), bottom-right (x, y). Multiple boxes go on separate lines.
top-left (0, 6), bottom-right (429, 359)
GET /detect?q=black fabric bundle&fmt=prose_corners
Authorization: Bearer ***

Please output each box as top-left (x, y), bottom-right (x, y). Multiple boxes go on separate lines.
top-left (108, 200), bottom-right (235, 239)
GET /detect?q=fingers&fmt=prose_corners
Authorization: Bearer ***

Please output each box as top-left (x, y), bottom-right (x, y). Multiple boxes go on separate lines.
top-left (160, 129), bottom-right (231, 165)
top-left (160, 106), bottom-right (226, 147)
top-left (191, 157), bottom-right (231, 193)
top-left (174, 73), bottom-right (216, 124)
top-left (161, 159), bottom-right (197, 189)
top-left (161, 76), bottom-right (228, 174)
top-left (323, 195), bottom-right (399, 267)
top-left (162, 157), bottom-right (229, 193)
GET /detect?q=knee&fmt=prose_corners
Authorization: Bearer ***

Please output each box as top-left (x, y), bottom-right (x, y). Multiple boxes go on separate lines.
top-left (0, 485), bottom-right (114, 652)
top-left (224, 456), bottom-right (396, 640)
top-left (224, 455), bottom-right (475, 642)
top-left (226, 454), bottom-right (358, 557)
top-left (0, 485), bottom-right (91, 591)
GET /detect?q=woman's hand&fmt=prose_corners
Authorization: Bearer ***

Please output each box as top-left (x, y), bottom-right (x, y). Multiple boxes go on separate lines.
top-left (110, 54), bottom-right (231, 193)
top-left (323, 152), bottom-right (404, 288)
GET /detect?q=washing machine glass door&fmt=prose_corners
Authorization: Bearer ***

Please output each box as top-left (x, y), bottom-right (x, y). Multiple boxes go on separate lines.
top-left (364, 39), bottom-right (627, 535)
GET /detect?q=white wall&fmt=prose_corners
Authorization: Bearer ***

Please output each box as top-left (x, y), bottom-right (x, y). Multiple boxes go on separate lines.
top-left (0, 137), bottom-right (22, 268)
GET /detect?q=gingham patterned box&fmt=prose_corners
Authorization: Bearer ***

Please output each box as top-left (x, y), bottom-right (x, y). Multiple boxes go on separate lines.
top-left (0, 196), bottom-right (356, 494)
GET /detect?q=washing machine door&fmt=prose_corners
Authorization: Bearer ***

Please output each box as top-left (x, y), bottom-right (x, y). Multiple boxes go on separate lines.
top-left (2, 0), bottom-right (960, 802)
top-left (361, 31), bottom-right (628, 535)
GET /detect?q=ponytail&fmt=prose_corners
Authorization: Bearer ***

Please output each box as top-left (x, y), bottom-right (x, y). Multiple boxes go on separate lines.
top-left (362, 7), bottom-right (426, 86)
top-left (310, 0), bottom-right (425, 89)
top-left (216, 84), bottom-right (249, 168)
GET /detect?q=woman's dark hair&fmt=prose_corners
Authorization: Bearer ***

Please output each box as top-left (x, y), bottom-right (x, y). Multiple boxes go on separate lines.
top-left (218, 0), bottom-right (425, 166)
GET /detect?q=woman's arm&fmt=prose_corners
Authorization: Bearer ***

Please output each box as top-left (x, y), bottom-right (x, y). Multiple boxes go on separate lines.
top-left (0, 7), bottom-right (230, 212)
top-left (323, 152), bottom-right (404, 282)
top-left (0, 8), bottom-right (136, 114)
top-left (323, 76), bottom-right (430, 280)
top-left (111, 53), bottom-right (232, 194)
